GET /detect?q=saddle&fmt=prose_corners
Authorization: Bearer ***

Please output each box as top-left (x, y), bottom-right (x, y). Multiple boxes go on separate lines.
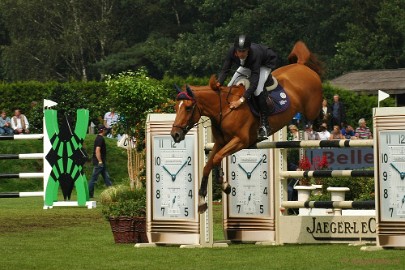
top-left (247, 82), bottom-right (290, 117)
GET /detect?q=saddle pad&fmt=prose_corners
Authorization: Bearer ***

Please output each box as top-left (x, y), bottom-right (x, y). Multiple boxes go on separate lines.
top-left (248, 84), bottom-right (290, 117)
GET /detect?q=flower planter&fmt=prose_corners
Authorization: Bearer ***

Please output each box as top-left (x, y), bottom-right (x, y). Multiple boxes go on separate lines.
top-left (109, 216), bottom-right (148, 244)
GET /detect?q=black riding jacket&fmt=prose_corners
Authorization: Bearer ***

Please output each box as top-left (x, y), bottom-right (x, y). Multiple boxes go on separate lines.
top-left (217, 43), bottom-right (278, 99)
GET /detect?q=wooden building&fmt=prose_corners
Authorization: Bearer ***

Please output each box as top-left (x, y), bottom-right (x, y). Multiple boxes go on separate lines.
top-left (330, 69), bottom-right (405, 106)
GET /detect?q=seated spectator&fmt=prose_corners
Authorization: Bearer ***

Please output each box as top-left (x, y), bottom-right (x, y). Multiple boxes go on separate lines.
top-left (304, 124), bottom-right (320, 140)
top-left (103, 108), bottom-right (119, 138)
top-left (341, 124), bottom-right (356, 139)
top-left (0, 110), bottom-right (13, 135)
top-left (355, 118), bottom-right (373, 139)
top-left (329, 125), bottom-right (344, 140)
top-left (11, 109), bottom-right (30, 134)
top-left (317, 122), bottom-right (330, 140)
top-left (288, 124), bottom-right (300, 141)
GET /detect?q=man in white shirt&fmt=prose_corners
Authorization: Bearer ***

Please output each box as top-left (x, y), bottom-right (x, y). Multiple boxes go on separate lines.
top-left (11, 109), bottom-right (30, 134)
top-left (103, 108), bottom-right (119, 138)
top-left (317, 123), bottom-right (330, 140)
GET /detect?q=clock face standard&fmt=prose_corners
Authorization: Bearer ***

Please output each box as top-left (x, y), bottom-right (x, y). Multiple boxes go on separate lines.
top-left (152, 135), bottom-right (196, 220)
top-left (227, 149), bottom-right (270, 217)
top-left (378, 131), bottom-right (405, 221)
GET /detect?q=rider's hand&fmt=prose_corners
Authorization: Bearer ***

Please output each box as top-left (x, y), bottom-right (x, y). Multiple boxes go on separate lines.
top-left (230, 97), bottom-right (245, 110)
top-left (216, 82), bottom-right (221, 88)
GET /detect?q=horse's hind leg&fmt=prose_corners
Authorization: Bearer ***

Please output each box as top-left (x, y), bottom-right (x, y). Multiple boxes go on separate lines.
top-left (213, 165), bottom-right (231, 194)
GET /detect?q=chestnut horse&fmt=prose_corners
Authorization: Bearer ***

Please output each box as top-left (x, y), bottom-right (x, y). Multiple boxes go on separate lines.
top-left (171, 41), bottom-right (323, 213)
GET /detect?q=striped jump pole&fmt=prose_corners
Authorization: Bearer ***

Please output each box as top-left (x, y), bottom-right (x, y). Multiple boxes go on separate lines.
top-left (0, 134), bottom-right (44, 140)
top-left (281, 200), bottom-right (375, 209)
top-left (0, 173), bottom-right (44, 179)
top-left (205, 139), bottom-right (373, 151)
top-left (0, 153), bottom-right (44, 160)
top-left (280, 170), bottom-right (374, 178)
top-left (0, 191), bottom-right (44, 198)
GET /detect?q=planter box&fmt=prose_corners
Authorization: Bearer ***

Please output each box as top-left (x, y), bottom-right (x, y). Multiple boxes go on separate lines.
top-left (109, 216), bottom-right (148, 244)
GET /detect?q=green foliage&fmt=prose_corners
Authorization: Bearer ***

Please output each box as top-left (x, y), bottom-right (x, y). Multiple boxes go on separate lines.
top-left (100, 184), bottom-right (146, 219)
top-left (105, 68), bottom-right (170, 137)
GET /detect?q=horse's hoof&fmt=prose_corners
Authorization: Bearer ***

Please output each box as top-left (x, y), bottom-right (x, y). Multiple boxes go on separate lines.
top-left (223, 184), bottom-right (231, 195)
top-left (198, 203), bottom-right (208, 214)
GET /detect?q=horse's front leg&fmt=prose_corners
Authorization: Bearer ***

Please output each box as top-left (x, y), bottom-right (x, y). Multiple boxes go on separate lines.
top-left (198, 142), bottom-right (223, 214)
top-left (212, 137), bottom-right (248, 195)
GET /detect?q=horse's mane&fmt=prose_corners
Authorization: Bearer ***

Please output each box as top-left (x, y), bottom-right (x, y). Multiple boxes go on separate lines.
top-left (287, 41), bottom-right (324, 77)
top-left (209, 75), bottom-right (220, 91)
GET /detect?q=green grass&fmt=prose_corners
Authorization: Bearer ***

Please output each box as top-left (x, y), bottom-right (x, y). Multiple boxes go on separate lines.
top-left (0, 135), bottom-right (129, 194)
top-left (0, 198), bottom-right (404, 270)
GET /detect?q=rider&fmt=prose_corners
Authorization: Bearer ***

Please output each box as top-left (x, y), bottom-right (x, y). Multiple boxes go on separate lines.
top-left (217, 34), bottom-right (278, 140)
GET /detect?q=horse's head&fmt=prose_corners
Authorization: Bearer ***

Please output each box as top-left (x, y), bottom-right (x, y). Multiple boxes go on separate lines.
top-left (171, 84), bottom-right (200, 143)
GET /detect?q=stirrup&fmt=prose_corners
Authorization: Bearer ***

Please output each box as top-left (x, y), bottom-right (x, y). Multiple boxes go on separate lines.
top-left (258, 125), bottom-right (270, 140)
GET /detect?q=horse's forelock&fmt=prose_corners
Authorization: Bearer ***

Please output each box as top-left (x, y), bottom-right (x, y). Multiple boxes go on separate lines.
top-left (176, 92), bottom-right (194, 101)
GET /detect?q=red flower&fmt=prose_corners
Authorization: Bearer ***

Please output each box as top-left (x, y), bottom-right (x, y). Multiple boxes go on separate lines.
top-left (299, 156), bottom-right (312, 170)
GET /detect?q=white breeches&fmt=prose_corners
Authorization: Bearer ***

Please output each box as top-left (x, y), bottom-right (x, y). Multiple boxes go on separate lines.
top-left (227, 66), bottom-right (271, 96)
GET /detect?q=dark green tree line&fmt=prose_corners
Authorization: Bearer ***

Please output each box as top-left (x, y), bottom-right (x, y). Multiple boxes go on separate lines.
top-left (0, 0), bottom-right (404, 81)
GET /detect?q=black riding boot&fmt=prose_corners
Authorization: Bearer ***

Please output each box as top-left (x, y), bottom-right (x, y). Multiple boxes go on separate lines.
top-left (257, 90), bottom-right (272, 141)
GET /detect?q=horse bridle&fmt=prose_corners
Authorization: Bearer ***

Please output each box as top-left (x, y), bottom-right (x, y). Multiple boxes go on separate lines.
top-left (172, 85), bottom-right (239, 133)
top-left (172, 96), bottom-right (203, 134)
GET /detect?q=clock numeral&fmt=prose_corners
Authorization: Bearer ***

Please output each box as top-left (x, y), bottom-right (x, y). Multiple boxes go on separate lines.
top-left (188, 189), bottom-right (193, 199)
top-left (171, 140), bottom-right (177, 148)
top-left (384, 189), bottom-right (388, 199)
top-left (262, 154), bottom-right (267, 163)
top-left (231, 187), bottom-right (237, 196)
top-left (184, 207), bottom-right (189, 217)
top-left (260, 205), bottom-right (264, 214)
top-left (263, 187), bottom-right (268, 195)
top-left (155, 156), bottom-right (161, 165)
top-left (386, 134), bottom-right (391, 144)
top-left (159, 139), bottom-right (164, 148)
top-left (383, 171), bottom-right (387, 181)
top-left (155, 173), bottom-right (160, 182)
top-left (263, 171), bottom-right (267, 179)
top-left (187, 156), bottom-right (192, 165)
top-left (389, 207), bottom-right (394, 217)
top-left (236, 204), bottom-right (241, 213)
top-left (231, 171), bottom-right (236, 180)
top-left (231, 155), bottom-right (236, 164)
top-left (382, 153), bottom-right (388, 163)
top-left (156, 190), bottom-right (161, 199)
top-left (400, 135), bottom-right (405, 144)
top-left (161, 207), bottom-right (165, 216)
top-left (187, 173), bottom-right (192, 182)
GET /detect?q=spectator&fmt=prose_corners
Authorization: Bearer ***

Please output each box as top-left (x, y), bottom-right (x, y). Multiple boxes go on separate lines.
top-left (11, 109), bottom-right (30, 134)
top-left (88, 125), bottom-right (113, 198)
top-left (103, 108), bottom-right (119, 138)
top-left (304, 124), bottom-right (320, 140)
top-left (355, 118), bottom-right (373, 139)
top-left (317, 122), bottom-right (330, 140)
top-left (341, 124), bottom-right (356, 139)
top-left (0, 110), bottom-right (13, 135)
top-left (330, 94), bottom-right (346, 128)
top-left (288, 124), bottom-right (300, 141)
top-left (319, 98), bottom-right (331, 125)
top-left (329, 125), bottom-right (344, 140)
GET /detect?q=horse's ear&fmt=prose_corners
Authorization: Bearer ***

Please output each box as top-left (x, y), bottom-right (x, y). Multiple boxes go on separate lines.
top-left (174, 84), bottom-right (182, 93)
top-left (209, 74), bottom-right (220, 91)
top-left (186, 85), bottom-right (194, 98)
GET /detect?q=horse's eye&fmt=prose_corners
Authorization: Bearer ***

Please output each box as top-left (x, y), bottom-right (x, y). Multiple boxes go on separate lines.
top-left (185, 106), bottom-right (192, 112)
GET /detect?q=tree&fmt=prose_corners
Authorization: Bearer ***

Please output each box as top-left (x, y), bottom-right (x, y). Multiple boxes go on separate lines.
top-left (105, 68), bottom-right (169, 188)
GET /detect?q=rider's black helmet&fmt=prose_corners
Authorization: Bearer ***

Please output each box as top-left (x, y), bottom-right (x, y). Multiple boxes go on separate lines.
top-left (234, 35), bottom-right (251, 51)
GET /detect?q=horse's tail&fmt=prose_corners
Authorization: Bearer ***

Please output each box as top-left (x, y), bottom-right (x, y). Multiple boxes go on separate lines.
top-left (287, 41), bottom-right (324, 77)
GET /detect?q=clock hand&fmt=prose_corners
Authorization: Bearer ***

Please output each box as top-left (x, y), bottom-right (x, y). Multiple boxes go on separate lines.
top-left (238, 164), bottom-right (251, 179)
top-left (249, 158), bottom-right (263, 175)
top-left (390, 163), bottom-right (405, 180)
top-left (174, 160), bottom-right (188, 178)
top-left (248, 193), bottom-right (251, 204)
top-left (172, 196), bottom-right (176, 204)
top-left (162, 165), bottom-right (176, 181)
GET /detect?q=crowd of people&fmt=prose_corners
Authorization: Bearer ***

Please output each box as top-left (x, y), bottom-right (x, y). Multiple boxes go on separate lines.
top-left (0, 109), bottom-right (30, 135)
top-left (288, 94), bottom-right (373, 141)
